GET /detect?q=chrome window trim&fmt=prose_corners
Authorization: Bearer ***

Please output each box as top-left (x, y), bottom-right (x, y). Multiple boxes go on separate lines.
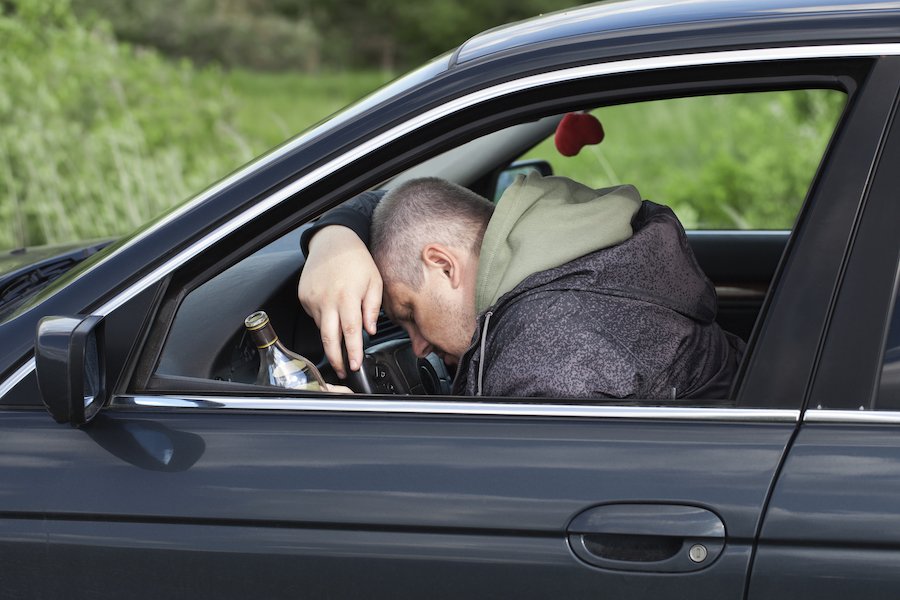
top-left (3, 43), bottom-right (899, 400)
top-left (114, 394), bottom-right (799, 422)
top-left (0, 358), bottom-right (35, 399)
top-left (804, 409), bottom-right (900, 424)
top-left (686, 230), bottom-right (791, 236)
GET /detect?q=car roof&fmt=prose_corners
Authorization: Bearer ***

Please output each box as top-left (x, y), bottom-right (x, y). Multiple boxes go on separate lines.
top-left (454, 0), bottom-right (900, 64)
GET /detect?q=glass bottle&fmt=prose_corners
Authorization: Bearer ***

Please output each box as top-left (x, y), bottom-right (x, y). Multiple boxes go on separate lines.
top-left (244, 310), bottom-right (326, 391)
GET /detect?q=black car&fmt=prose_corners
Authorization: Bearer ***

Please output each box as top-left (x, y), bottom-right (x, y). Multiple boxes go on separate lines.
top-left (3, 0), bottom-right (900, 598)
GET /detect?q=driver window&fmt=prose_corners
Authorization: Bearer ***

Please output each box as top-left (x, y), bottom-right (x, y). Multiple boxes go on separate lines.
top-left (153, 229), bottom-right (322, 386)
top-left (148, 88), bottom-right (846, 405)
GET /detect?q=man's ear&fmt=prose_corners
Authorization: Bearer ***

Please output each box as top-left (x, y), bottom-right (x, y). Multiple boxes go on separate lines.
top-left (422, 244), bottom-right (463, 288)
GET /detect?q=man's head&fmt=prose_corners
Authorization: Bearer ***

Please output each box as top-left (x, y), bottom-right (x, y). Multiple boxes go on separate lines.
top-left (371, 178), bottom-right (494, 364)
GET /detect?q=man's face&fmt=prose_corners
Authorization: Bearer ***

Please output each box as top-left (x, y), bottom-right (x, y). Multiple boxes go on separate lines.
top-left (384, 277), bottom-right (476, 366)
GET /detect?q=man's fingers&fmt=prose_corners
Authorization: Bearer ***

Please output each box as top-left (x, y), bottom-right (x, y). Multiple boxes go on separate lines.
top-left (325, 383), bottom-right (353, 394)
top-left (362, 276), bottom-right (383, 336)
top-left (339, 305), bottom-right (365, 373)
top-left (297, 225), bottom-right (382, 380)
top-left (297, 278), bottom-right (321, 327)
top-left (319, 311), bottom-right (346, 378)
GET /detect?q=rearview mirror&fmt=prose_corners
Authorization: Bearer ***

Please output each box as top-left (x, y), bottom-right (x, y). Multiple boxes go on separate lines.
top-left (35, 315), bottom-right (107, 426)
top-left (492, 159), bottom-right (553, 201)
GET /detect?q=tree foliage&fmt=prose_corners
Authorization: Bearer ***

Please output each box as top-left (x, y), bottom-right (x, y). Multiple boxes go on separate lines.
top-left (522, 91), bottom-right (845, 229)
top-left (70, 0), bottom-right (322, 71)
top-left (1, 0), bottom-right (850, 248)
top-left (0, 0), bottom-right (249, 247)
top-left (69, 0), bottom-right (590, 71)
top-left (306, 0), bottom-right (582, 70)
top-left (0, 0), bottom-right (390, 249)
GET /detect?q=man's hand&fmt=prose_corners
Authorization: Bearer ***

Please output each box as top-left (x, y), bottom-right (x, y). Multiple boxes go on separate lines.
top-left (298, 225), bottom-right (382, 379)
top-left (324, 383), bottom-right (354, 394)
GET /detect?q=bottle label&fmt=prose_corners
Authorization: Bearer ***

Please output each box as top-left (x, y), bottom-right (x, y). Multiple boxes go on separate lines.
top-left (272, 361), bottom-right (320, 391)
top-left (273, 361), bottom-right (304, 379)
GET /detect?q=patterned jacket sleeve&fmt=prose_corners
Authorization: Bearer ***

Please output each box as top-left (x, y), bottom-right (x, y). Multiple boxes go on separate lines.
top-left (299, 189), bottom-right (385, 256)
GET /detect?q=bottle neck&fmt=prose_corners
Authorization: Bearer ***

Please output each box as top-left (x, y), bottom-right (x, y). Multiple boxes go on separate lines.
top-left (247, 322), bottom-right (279, 350)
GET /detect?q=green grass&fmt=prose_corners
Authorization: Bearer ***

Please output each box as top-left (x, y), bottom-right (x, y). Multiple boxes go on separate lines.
top-left (223, 69), bottom-right (393, 152)
top-left (521, 90), bottom-right (845, 230)
top-left (0, 1), bottom-right (395, 249)
top-left (0, 32), bottom-right (390, 250)
top-left (1, 2), bottom-right (848, 250)
top-left (1, 2), bottom-right (844, 248)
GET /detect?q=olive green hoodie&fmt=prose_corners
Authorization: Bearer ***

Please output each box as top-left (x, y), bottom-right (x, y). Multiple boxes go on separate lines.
top-left (475, 173), bottom-right (642, 314)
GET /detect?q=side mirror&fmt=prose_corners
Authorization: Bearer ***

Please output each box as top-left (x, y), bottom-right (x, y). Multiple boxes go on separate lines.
top-left (35, 315), bottom-right (107, 426)
top-left (491, 159), bottom-right (553, 202)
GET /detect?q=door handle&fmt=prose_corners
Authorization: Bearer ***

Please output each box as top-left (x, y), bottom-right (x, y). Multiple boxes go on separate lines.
top-left (566, 504), bottom-right (725, 572)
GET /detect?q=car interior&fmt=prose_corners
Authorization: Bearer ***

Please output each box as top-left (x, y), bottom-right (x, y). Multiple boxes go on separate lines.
top-left (142, 86), bottom-right (846, 401)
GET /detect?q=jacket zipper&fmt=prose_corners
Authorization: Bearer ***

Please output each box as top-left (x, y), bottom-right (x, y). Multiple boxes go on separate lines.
top-left (476, 311), bottom-right (494, 396)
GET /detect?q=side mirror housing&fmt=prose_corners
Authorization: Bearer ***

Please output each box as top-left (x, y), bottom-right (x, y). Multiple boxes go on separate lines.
top-left (35, 315), bottom-right (107, 426)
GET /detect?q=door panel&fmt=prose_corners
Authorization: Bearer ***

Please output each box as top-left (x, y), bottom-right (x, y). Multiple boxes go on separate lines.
top-left (748, 422), bottom-right (900, 600)
top-left (1, 407), bottom-right (794, 599)
top-left (748, 56), bottom-right (900, 600)
top-left (45, 522), bottom-right (754, 600)
top-left (0, 521), bottom-right (46, 598)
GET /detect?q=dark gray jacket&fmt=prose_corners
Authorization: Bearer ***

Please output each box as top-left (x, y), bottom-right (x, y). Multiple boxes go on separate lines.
top-left (303, 177), bottom-right (743, 400)
top-left (452, 199), bottom-right (744, 399)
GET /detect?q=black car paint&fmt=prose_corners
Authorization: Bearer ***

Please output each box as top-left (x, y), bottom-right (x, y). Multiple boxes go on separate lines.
top-left (453, 0), bottom-right (900, 65)
top-left (0, 240), bottom-right (108, 280)
top-left (1, 410), bottom-right (791, 599)
top-left (750, 423), bottom-right (900, 597)
top-left (0, 240), bottom-right (111, 318)
top-left (2, 1), bottom-right (900, 598)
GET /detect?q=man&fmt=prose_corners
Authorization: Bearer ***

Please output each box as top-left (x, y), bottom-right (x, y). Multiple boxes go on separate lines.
top-left (300, 173), bottom-right (743, 398)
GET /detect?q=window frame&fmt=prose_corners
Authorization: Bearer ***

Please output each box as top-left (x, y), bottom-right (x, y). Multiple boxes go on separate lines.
top-left (804, 55), bottom-right (900, 413)
top-left (50, 52), bottom-right (888, 415)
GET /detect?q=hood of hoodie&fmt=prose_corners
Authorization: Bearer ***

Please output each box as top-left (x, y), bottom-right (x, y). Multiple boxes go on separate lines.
top-left (457, 198), bottom-right (723, 396)
top-left (475, 173), bottom-right (642, 314)
top-left (484, 199), bottom-right (719, 326)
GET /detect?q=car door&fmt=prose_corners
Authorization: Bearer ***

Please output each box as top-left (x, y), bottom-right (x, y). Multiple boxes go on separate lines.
top-left (0, 55), bottom-right (892, 600)
top-left (748, 61), bottom-right (900, 599)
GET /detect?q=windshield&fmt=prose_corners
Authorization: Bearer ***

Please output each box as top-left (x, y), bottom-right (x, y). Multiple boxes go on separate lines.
top-left (0, 240), bottom-right (113, 321)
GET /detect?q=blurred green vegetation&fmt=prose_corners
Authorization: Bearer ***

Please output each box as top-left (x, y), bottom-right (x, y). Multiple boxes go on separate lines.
top-left (68, 0), bottom-right (586, 72)
top-left (0, 0), bottom-right (390, 249)
top-left (0, 0), bottom-right (847, 250)
top-left (224, 69), bottom-right (389, 145)
top-left (523, 91), bottom-right (845, 229)
top-left (69, 0), bottom-right (323, 71)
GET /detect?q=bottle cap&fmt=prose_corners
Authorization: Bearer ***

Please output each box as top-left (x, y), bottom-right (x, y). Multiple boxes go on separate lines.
top-left (244, 310), bottom-right (269, 331)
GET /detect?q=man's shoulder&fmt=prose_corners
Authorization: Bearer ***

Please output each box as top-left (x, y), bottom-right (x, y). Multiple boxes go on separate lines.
top-left (631, 199), bottom-right (685, 237)
top-left (485, 288), bottom-right (637, 361)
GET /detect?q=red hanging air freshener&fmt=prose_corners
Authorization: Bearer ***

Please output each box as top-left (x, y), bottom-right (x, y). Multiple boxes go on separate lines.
top-left (554, 112), bottom-right (605, 156)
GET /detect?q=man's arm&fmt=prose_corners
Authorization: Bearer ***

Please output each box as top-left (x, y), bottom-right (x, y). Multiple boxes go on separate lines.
top-left (299, 190), bottom-right (384, 255)
top-left (298, 191), bottom-right (384, 379)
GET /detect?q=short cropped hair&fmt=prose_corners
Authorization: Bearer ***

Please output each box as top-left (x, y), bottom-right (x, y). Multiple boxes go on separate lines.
top-left (371, 178), bottom-right (494, 289)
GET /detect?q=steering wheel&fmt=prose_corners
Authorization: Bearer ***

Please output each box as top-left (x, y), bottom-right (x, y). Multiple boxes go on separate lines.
top-left (340, 339), bottom-right (452, 395)
top-left (342, 343), bottom-right (374, 394)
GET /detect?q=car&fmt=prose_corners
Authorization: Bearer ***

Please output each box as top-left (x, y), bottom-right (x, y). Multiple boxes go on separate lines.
top-left (3, 0), bottom-right (900, 597)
